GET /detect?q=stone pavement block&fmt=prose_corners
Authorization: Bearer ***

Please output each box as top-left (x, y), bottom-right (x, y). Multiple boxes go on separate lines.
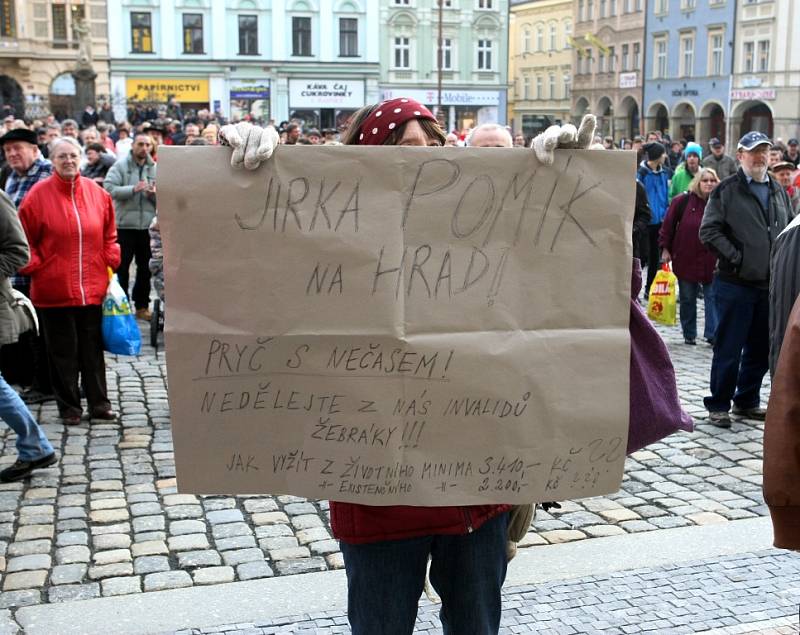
top-left (56, 545), bottom-right (90, 564)
top-left (540, 530), bottom-right (586, 544)
top-left (56, 531), bottom-right (88, 547)
top-left (0, 589), bottom-right (39, 609)
top-left (88, 562), bottom-right (134, 580)
top-left (3, 570), bottom-right (47, 590)
top-left (177, 550), bottom-right (222, 568)
top-left (50, 563), bottom-right (87, 585)
top-left (236, 560), bottom-right (274, 580)
top-left (688, 512), bottom-right (728, 525)
top-left (193, 566), bottom-right (235, 585)
top-left (93, 549), bottom-right (132, 565)
top-left (222, 548), bottom-right (265, 566)
top-left (251, 512), bottom-right (290, 526)
top-left (90, 508), bottom-right (130, 523)
top-left (273, 556), bottom-right (327, 576)
top-left (93, 534), bottom-right (132, 550)
top-left (101, 575), bottom-right (142, 596)
top-left (14, 525), bottom-right (54, 541)
top-left (169, 520), bottom-right (206, 536)
top-left (48, 583), bottom-right (100, 603)
top-left (7, 539), bottom-right (51, 556)
top-left (211, 522), bottom-right (251, 539)
top-left (215, 535), bottom-right (257, 551)
top-left (165, 505), bottom-right (204, 520)
top-left (168, 534), bottom-right (210, 552)
top-left (584, 525), bottom-right (626, 538)
top-left (206, 509), bottom-right (244, 525)
top-left (132, 540), bottom-right (169, 557)
top-left (133, 555), bottom-right (170, 574)
top-left (6, 554), bottom-right (51, 572)
top-left (143, 570), bottom-right (193, 591)
top-left (243, 499), bottom-right (278, 514)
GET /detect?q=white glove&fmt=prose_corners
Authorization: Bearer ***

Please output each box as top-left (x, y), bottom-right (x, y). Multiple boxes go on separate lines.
top-left (219, 122), bottom-right (279, 170)
top-left (530, 114), bottom-right (597, 165)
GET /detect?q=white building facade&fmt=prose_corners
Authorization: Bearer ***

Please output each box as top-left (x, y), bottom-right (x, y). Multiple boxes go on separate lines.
top-left (107, 0), bottom-right (380, 126)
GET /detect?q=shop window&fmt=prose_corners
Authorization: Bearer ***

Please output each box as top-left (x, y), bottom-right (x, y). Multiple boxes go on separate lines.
top-left (477, 39), bottom-right (492, 70)
top-left (131, 11), bottom-right (152, 53)
top-left (238, 15), bottom-right (258, 55)
top-left (0, 0), bottom-right (14, 38)
top-left (339, 18), bottom-right (358, 57)
top-left (52, 4), bottom-right (67, 47)
top-left (758, 40), bottom-right (769, 72)
top-left (393, 36), bottom-right (410, 68)
top-left (183, 13), bottom-right (203, 54)
top-left (292, 16), bottom-right (311, 56)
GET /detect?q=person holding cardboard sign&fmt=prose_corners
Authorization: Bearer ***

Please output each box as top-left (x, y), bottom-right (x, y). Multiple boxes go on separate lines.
top-left (220, 104), bottom-right (596, 635)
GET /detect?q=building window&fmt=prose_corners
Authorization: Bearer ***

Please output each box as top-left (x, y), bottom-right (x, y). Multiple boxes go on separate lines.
top-left (523, 75), bottom-right (530, 99)
top-left (743, 41), bottom-right (754, 73)
top-left (182, 14), bottom-right (203, 54)
top-left (655, 0), bottom-right (668, 14)
top-left (339, 17), bottom-right (358, 57)
top-left (549, 73), bottom-right (556, 98)
top-left (578, 0), bottom-right (585, 21)
top-left (600, 0), bottom-right (606, 17)
top-left (598, 50), bottom-right (605, 72)
top-left (564, 21), bottom-right (571, 47)
top-left (130, 11), bottom-right (152, 53)
top-left (441, 38), bottom-right (452, 69)
top-left (394, 0), bottom-right (409, 4)
top-left (70, 4), bottom-right (85, 45)
top-left (394, 36), bottom-right (410, 68)
top-left (608, 46), bottom-right (615, 71)
top-left (52, 4), bottom-right (67, 47)
top-left (758, 40), bottom-right (769, 72)
top-left (523, 28), bottom-right (530, 53)
top-left (621, 43), bottom-right (629, 71)
top-left (536, 26), bottom-right (543, 51)
top-left (624, 0), bottom-right (632, 13)
top-left (709, 31), bottom-right (723, 75)
top-left (0, 0), bottom-right (14, 38)
top-left (292, 16), bottom-right (311, 56)
top-left (680, 0), bottom-right (697, 9)
top-left (654, 37), bottom-right (667, 79)
top-left (610, 0), bottom-right (617, 15)
top-left (549, 23), bottom-right (557, 50)
top-left (587, 0), bottom-right (594, 19)
top-left (535, 75), bottom-right (542, 99)
top-left (636, 0), bottom-right (643, 10)
top-left (633, 42), bottom-right (640, 69)
top-left (563, 73), bottom-right (571, 98)
top-left (680, 34), bottom-right (694, 77)
top-left (238, 15), bottom-right (258, 55)
top-left (477, 39), bottom-right (493, 70)
top-left (477, 0), bottom-right (493, 8)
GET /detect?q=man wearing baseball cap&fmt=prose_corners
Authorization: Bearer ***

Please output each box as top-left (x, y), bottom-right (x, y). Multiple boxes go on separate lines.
top-left (783, 138), bottom-right (799, 169)
top-left (702, 138), bottom-right (737, 180)
top-left (699, 131), bottom-right (793, 427)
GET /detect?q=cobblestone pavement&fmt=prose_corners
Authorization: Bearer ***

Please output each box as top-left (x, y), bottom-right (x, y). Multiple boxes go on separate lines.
top-left (0, 305), bottom-right (775, 614)
top-left (178, 549), bottom-right (800, 634)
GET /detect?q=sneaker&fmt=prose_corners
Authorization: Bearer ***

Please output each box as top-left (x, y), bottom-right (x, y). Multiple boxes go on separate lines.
top-left (21, 389), bottom-right (54, 405)
top-left (684, 338), bottom-right (696, 345)
top-left (135, 308), bottom-right (152, 321)
top-left (731, 405), bottom-right (767, 421)
top-left (707, 411), bottom-right (731, 428)
top-left (0, 453), bottom-right (57, 483)
top-left (90, 410), bottom-right (119, 423)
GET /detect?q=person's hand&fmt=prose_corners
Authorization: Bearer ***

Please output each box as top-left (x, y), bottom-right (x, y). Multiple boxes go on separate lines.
top-left (133, 180), bottom-right (148, 193)
top-left (661, 248), bottom-right (672, 263)
top-left (219, 122), bottom-right (279, 170)
top-left (531, 114), bottom-right (597, 165)
top-left (147, 183), bottom-right (157, 194)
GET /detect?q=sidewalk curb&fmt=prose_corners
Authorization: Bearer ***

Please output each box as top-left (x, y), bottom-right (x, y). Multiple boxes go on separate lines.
top-left (14, 517), bottom-right (777, 635)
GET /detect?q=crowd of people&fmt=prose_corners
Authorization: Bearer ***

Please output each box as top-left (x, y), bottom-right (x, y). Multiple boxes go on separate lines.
top-left (0, 96), bottom-right (797, 634)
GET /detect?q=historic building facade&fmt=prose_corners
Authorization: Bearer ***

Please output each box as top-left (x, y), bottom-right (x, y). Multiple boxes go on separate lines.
top-left (379, 0), bottom-right (509, 133)
top-left (107, 0), bottom-right (380, 126)
top-left (643, 0), bottom-right (736, 146)
top-left (0, 0), bottom-right (111, 120)
top-left (571, 0), bottom-right (645, 142)
top-left (508, 0), bottom-right (573, 139)
top-left (729, 0), bottom-right (800, 143)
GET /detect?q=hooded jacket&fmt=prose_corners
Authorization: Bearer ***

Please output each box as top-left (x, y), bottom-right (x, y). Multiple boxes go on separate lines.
top-left (104, 152), bottom-right (157, 230)
top-left (699, 168), bottom-right (791, 289)
top-left (18, 173), bottom-right (121, 307)
top-left (637, 161), bottom-right (670, 225)
top-left (764, 294), bottom-right (800, 550)
top-left (668, 162), bottom-right (701, 201)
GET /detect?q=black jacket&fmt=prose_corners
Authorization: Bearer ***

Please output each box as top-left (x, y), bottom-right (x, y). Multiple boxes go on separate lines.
top-left (700, 168), bottom-right (792, 289)
top-left (633, 181), bottom-right (651, 258)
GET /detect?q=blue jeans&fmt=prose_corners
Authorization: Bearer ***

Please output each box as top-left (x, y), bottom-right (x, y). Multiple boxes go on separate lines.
top-left (678, 280), bottom-right (717, 341)
top-left (340, 511), bottom-right (509, 635)
top-left (704, 278), bottom-right (769, 413)
top-left (0, 372), bottom-right (54, 461)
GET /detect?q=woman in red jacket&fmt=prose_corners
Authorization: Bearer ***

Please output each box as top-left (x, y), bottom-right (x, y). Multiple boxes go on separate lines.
top-left (659, 167), bottom-right (720, 345)
top-left (18, 137), bottom-right (121, 425)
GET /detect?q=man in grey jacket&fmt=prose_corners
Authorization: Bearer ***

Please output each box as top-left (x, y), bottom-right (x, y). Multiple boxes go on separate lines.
top-left (104, 134), bottom-right (157, 320)
top-left (699, 132), bottom-right (793, 428)
top-left (702, 138), bottom-right (737, 180)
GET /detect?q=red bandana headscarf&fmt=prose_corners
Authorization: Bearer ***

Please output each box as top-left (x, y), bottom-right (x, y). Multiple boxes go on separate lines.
top-left (356, 97), bottom-right (437, 146)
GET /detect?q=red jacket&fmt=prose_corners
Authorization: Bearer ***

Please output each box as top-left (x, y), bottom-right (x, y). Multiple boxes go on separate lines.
top-left (331, 501), bottom-right (511, 545)
top-left (18, 173), bottom-right (121, 307)
top-left (658, 192), bottom-right (717, 284)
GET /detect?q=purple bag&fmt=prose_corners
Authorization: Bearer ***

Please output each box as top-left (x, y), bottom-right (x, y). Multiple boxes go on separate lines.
top-left (628, 259), bottom-right (694, 454)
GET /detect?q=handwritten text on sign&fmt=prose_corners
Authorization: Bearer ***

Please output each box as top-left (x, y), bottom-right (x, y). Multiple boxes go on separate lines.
top-left (158, 146), bottom-right (634, 505)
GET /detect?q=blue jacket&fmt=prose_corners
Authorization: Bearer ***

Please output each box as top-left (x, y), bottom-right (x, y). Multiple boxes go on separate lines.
top-left (637, 161), bottom-right (670, 225)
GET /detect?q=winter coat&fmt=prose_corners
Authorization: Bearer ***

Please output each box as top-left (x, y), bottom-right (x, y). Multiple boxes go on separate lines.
top-left (18, 173), bottom-right (121, 307)
top-left (668, 163), bottom-right (700, 201)
top-left (769, 214), bottom-right (800, 376)
top-left (330, 501), bottom-right (511, 545)
top-left (764, 294), bottom-right (800, 550)
top-left (104, 153), bottom-right (157, 230)
top-left (658, 192), bottom-right (716, 284)
top-left (637, 161), bottom-right (670, 225)
top-left (81, 153), bottom-right (116, 182)
top-left (633, 181), bottom-right (651, 258)
top-left (702, 153), bottom-right (737, 180)
top-left (699, 168), bottom-right (791, 289)
top-left (0, 190), bottom-right (29, 345)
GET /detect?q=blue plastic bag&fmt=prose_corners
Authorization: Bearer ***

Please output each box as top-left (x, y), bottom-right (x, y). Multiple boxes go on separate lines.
top-left (102, 274), bottom-right (141, 355)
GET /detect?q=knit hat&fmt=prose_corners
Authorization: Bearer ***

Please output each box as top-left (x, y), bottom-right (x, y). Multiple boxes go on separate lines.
top-left (684, 142), bottom-right (703, 160)
top-left (356, 97), bottom-right (437, 146)
top-left (645, 141), bottom-right (666, 162)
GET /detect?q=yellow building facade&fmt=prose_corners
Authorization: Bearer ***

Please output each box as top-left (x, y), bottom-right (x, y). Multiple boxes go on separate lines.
top-left (508, 0), bottom-right (573, 141)
top-left (0, 0), bottom-right (110, 120)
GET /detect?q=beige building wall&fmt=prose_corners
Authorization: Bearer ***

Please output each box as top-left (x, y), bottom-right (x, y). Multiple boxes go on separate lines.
top-left (0, 0), bottom-right (110, 120)
top-left (508, 0), bottom-right (573, 140)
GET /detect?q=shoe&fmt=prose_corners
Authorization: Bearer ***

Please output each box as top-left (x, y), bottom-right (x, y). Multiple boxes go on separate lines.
top-left (90, 410), bottom-right (119, 423)
top-left (136, 308), bottom-right (152, 321)
top-left (684, 338), bottom-right (696, 345)
top-left (61, 415), bottom-right (82, 426)
top-left (731, 405), bottom-right (767, 421)
top-left (707, 411), bottom-right (731, 428)
top-left (705, 338), bottom-right (715, 346)
top-left (0, 453), bottom-right (57, 483)
top-left (21, 389), bottom-right (54, 405)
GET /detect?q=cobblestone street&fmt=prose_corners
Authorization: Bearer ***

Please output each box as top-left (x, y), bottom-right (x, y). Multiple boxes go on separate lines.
top-left (0, 307), bottom-right (790, 633)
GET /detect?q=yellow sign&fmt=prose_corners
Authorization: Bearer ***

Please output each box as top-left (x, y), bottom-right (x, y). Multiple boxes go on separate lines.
top-left (126, 78), bottom-right (209, 103)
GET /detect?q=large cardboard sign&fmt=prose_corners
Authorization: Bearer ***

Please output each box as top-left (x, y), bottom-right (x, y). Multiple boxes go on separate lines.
top-left (158, 146), bottom-right (635, 505)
